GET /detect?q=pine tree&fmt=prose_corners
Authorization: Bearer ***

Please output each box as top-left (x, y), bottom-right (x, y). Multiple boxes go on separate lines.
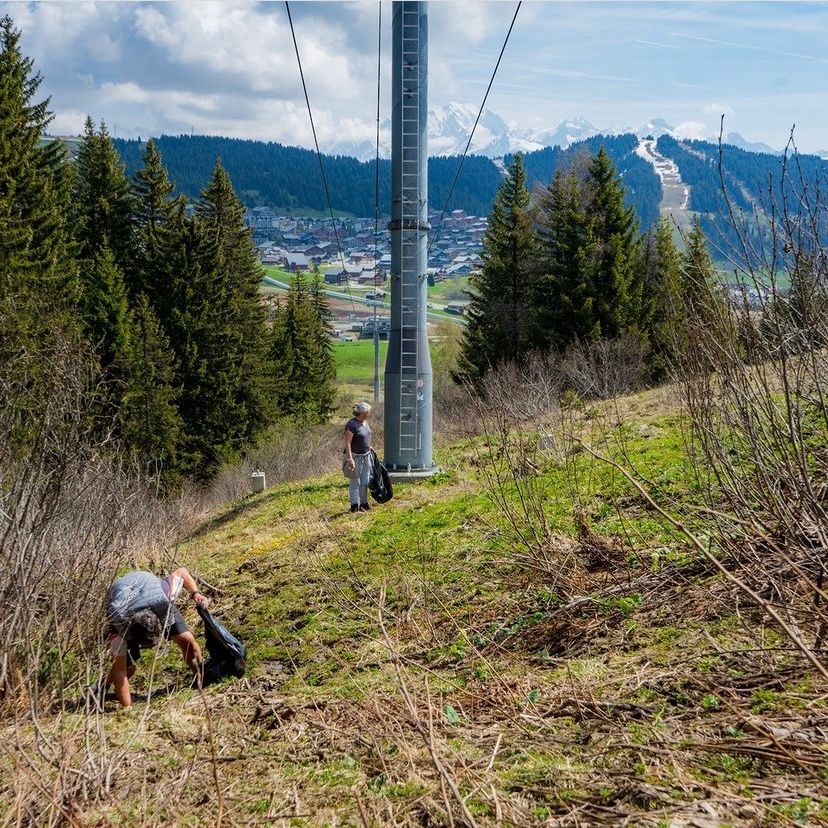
top-left (456, 153), bottom-right (536, 384)
top-left (530, 169), bottom-right (597, 351)
top-left (585, 148), bottom-right (642, 337)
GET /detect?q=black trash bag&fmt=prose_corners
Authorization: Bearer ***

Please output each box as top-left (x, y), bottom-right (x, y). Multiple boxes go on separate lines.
top-left (196, 604), bottom-right (247, 686)
top-left (368, 448), bottom-right (393, 504)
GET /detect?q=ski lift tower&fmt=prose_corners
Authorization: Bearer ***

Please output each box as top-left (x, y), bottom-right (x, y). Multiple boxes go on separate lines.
top-left (384, 0), bottom-right (438, 480)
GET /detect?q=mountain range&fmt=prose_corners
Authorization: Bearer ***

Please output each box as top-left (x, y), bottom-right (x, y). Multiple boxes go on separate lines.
top-left (326, 101), bottom-right (783, 161)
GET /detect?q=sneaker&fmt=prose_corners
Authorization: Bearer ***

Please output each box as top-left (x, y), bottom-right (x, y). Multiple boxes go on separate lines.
top-left (350, 504), bottom-right (359, 513)
top-left (359, 503), bottom-right (370, 511)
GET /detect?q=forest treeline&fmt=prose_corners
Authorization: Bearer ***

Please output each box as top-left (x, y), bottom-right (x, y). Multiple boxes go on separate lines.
top-left (656, 134), bottom-right (828, 259)
top-left (112, 133), bottom-right (662, 229)
top-left (0, 17), bottom-right (335, 485)
top-left (457, 151), bottom-right (715, 386)
top-left (113, 132), bottom-right (828, 264)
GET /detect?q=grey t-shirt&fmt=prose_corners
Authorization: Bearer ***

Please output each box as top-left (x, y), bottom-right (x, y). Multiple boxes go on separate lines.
top-left (346, 417), bottom-right (372, 454)
top-left (107, 571), bottom-right (169, 632)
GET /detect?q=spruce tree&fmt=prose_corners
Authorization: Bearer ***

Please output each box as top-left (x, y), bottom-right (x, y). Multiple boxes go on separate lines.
top-left (680, 220), bottom-right (717, 311)
top-left (0, 15), bottom-right (77, 363)
top-left (269, 273), bottom-right (336, 422)
top-left (456, 153), bottom-right (536, 385)
top-left (306, 274), bottom-right (337, 418)
top-left (585, 148), bottom-right (642, 337)
top-left (78, 244), bottom-right (131, 376)
top-left (73, 118), bottom-right (135, 283)
top-left (196, 160), bottom-right (273, 441)
top-left (156, 209), bottom-right (235, 478)
top-left (120, 293), bottom-right (182, 480)
top-left (639, 218), bottom-right (681, 379)
top-left (530, 169), bottom-right (597, 351)
top-left (132, 139), bottom-right (183, 298)
top-left (676, 220), bottom-right (720, 370)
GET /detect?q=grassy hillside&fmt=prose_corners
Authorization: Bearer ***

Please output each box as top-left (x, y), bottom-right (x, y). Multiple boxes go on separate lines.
top-left (8, 386), bottom-right (825, 826)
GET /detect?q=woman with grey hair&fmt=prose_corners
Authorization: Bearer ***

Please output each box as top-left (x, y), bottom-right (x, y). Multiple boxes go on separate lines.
top-left (344, 401), bottom-right (373, 512)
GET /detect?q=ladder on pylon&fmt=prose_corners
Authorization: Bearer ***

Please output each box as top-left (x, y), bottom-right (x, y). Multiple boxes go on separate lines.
top-left (398, 3), bottom-right (421, 458)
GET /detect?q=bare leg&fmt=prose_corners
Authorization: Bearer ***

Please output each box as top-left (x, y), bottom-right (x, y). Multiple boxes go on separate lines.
top-left (171, 631), bottom-right (204, 686)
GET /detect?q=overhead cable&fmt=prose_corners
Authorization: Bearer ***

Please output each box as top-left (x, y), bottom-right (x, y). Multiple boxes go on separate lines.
top-left (284, 0), bottom-right (356, 316)
top-left (429, 1), bottom-right (522, 252)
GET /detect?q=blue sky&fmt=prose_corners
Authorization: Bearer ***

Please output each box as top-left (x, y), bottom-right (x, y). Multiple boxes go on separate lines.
top-left (6, 1), bottom-right (828, 153)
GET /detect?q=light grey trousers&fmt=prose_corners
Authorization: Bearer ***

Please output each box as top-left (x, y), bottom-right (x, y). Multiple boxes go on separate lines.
top-left (348, 452), bottom-right (372, 506)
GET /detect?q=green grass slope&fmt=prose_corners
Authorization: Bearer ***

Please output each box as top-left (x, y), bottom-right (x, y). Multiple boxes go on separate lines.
top-left (10, 388), bottom-right (826, 826)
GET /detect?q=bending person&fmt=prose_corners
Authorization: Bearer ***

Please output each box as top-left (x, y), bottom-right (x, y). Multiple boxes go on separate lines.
top-left (103, 567), bottom-right (210, 708)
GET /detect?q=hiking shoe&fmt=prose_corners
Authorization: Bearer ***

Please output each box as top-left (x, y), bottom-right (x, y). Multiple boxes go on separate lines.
top-left (350, 504), bottom-right (359, 513)
top-left (359, 503), bottom-right (370, 511)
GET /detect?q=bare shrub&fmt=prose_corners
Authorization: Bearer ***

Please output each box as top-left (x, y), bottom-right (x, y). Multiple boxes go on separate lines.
top-left (561, 333), bottom-right (650, 400)
top-left (204, 420), bottom-right (346, 506)
top-left (459, 354), bottom-right (590, 593)
top-left (0, 333), bottom-right (188, 820)
top-left (664, 133), bottom-right (828, 667)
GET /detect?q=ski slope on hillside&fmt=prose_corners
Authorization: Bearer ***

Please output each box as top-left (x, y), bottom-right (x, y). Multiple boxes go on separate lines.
top-left (635, 138), bottom-right (692, 231)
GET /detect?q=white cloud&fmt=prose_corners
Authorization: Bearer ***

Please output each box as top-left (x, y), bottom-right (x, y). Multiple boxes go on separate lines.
top-left (48, 109), bottom-right (88, 137)
top-left (4, 0), bottom-right (828, 154)
top-left (672, 121), bottom-right (711, 141)
top-left (703, 102), bottom-right (734, 115)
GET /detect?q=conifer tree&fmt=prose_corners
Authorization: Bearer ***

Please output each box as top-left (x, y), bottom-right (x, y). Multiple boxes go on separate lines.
top-left (153, 209), bottom-right (233, 477)
top-left (269, 273), bottom-right (336, 422)
top-left (73, 118), bottom-right (135, 282)
top-left (196, 160), bottom-right (273, 440)
top-left (0, 15), bottom-right (77, 363)
top-left (456, 153), bottom-right (536, 384)
top-left (132, 139), bottom-right (183, 298)
top-left (79, 244), bottom-right (131, 376)
top-left (120, 293), bottom-right (182, 479)
top-left (530, 169), bottom-right (597, 351)
top-left (585, 148), bottom-right (642, 337)
top-left (676, 220), bottom-right (720, 369)
top-left (680, 220), bottom-right (717, 311)
top-left (307, 274), bottom-right (337, 417)
top-left (639, 218), bottom-right (681, 378)
top-left (133, 139), bottom-right (178, 234)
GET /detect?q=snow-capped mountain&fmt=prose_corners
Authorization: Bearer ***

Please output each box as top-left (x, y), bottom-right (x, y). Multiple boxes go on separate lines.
top-left (722, 132), bottom-right (781, 155)
top-left (325, 103), bottom-right (781, 161)
top-left (428, 102), bottom-right (515, 157)
top-left (527, 118), bottom-right (600, 153)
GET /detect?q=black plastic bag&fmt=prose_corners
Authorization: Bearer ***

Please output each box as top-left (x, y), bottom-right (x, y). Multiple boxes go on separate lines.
top-left (197, 604), bottom-right (247, 685)
top-left (368, 448), bottom-right (393, 504)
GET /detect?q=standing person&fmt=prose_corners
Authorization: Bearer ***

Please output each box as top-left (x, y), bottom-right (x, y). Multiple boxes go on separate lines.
top-left (343, 401), bottom-right (372, 512)
top-left (102, 567), bottom-right (210, 709)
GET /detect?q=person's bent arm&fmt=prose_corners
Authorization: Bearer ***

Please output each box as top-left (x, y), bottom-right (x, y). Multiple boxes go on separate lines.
top-left (344, 429), bottom-right (355, 469)
top-left (169, 567), bottom-right (210, 607)
top-left (108, 654), bottom-right (132, 708)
